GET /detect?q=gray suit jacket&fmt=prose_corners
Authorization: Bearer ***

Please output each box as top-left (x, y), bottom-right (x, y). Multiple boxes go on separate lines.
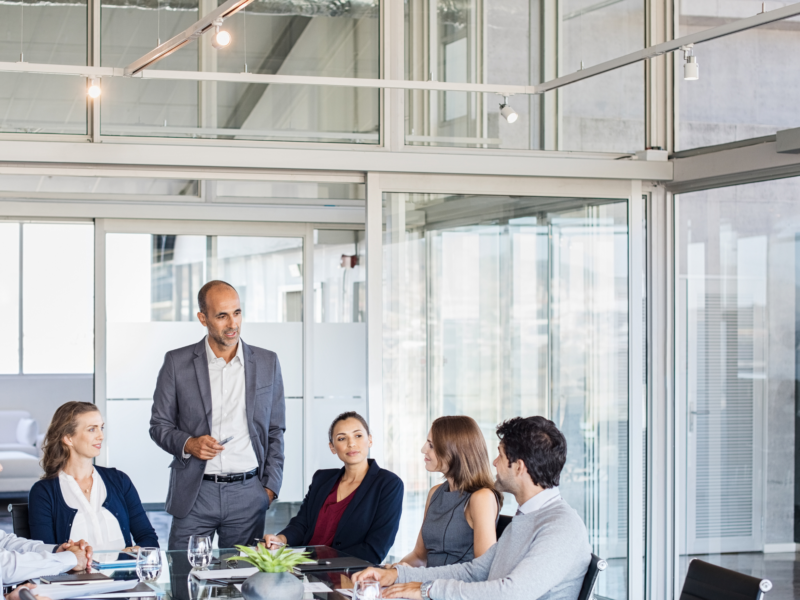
top-left (149, 338), bottom-right (286, 519)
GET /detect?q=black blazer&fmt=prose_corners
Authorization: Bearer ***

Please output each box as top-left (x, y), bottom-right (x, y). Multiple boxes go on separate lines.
top-left (279, 459), bottom-right (403, 564)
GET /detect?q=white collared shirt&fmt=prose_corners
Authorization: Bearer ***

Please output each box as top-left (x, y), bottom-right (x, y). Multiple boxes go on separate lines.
top-left (58, 470), bottom-right (126, 552)
top-left (516, 486), bottom-right (561, 515)
top-left (0, 530), bottom-right (76, 585)
top-left (203, 336), bottom-right (258, 475)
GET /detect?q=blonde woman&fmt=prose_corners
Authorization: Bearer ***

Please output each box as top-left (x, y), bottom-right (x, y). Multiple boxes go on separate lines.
top-left (396, 416), bottom-right (502, 567)
top-left (28, 402), bottom-right (158, 551)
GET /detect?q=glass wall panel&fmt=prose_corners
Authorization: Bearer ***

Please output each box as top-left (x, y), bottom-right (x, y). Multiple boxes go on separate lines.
top-left (676, 176), bottom-right (800, 597)
top-left (105, 232), bottom-right (305, 504)
top-left (0, 223), bottom-right (20, 374)
top-left (404, 0), bottom-right (644, 152)
top-left (0, 74), bottom-right (87, 135)
top-left (308, 229), bottom-right (367, 481)
top-left (383, 193), bottom-right (630, 599)
top-left (678, 1), bottom-right (800, 150)
top-left (22, 223), bottom-right (94, 374)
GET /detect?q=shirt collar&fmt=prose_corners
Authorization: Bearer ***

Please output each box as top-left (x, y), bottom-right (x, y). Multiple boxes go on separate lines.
top-left (516, 486), bottom-right (561, 515)
top-left (205, 335), bottom-right (243, 366)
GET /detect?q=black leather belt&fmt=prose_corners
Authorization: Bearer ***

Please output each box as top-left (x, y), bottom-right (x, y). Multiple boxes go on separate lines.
top-left (203, 468), bottom-right (258, 483)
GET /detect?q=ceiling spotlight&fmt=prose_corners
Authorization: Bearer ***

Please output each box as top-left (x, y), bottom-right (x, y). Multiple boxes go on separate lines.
top-left (87, 78), bottom-right (101, 99)
top-left (211, 20), bottom-right (232, 49)
top-left (499, 96), bottom-right (518, 124)
top-left (682, 45), bottom-right (699, 81)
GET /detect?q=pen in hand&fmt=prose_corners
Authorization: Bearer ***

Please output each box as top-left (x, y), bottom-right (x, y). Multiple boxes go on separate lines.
top-left (219, 436), bottom-right (234, 445)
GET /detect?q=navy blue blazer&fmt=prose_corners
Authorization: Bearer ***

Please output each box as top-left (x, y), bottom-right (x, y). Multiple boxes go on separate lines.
top-left (28, 466), bottom-right (159, 548)
top-left (279, 459), bottom-right (403, 564)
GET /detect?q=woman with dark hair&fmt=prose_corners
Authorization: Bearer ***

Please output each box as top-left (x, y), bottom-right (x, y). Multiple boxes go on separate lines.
top-left (394, 415), bottom-right (502, 567)
top-left (262, 411), bottom-right (403, 564)
top-left (28, 402), bottom-right (158, 551)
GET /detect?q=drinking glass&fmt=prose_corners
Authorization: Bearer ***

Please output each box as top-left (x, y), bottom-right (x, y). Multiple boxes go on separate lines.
top-left (353, 580), bottom-right (381, 600)
top-left (188, 535), bottom-right (212, 569)
top-left (136, 547), bottom-right (162, 582)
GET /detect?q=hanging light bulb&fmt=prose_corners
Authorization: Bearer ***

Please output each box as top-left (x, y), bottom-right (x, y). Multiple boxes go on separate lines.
top-left (499, 96), bottom-right (518, 124)
top-left (211, 19), bottom-right (232, 49)
top-left (682, 45), bottom-right (699, 81)
top-left (87, 78), bottom-right (102, 99)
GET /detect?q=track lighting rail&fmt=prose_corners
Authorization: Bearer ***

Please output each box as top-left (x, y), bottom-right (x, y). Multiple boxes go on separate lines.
top-left (4, 2), bottom-right (799, 93)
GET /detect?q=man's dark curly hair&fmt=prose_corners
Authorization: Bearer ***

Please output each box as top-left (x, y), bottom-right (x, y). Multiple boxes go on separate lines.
top-left (496, 416), bottom-right (567, 489)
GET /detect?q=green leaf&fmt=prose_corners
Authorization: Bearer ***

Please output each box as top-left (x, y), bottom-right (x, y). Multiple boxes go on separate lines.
top-left (227, 545), bottom-right (314, 573)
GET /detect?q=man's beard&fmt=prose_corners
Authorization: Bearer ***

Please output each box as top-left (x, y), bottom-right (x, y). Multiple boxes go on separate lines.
top-left (212, 328), bottom-right (238, 346)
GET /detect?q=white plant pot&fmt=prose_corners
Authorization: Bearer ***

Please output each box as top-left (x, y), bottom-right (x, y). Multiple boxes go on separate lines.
top-left (241, 571), bottom-right (304, 600)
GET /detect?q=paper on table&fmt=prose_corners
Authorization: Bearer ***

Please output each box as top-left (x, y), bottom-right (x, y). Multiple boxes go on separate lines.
top-left (191, 568), bottom-right (258, 580)
top-left (232, 583), bottom-right (331, 593)
top-left (334, 590), bottom-right (353, 597)
top-left (76, 583), bottom-right (161, 598)
top-left (31, 580), bottom-right (140, 600)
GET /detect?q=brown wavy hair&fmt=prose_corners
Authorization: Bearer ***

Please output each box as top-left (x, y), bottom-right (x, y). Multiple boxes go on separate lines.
top-left (430, 415), bottom-right (502, 505)
top-left (41, 401), bottom-right (100, 479)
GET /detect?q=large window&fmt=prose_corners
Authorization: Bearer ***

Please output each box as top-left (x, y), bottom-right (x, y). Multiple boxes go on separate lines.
top-left (678, 0), bottom-right (800, 150)
top-left (0, 222), bottom-right (94, 375)
top-left (382, 193), bottom-right (631, 598)
top-left (676, 176), bottom-right (800, 597)
top-left (404, 0), bottom-right (644, 152)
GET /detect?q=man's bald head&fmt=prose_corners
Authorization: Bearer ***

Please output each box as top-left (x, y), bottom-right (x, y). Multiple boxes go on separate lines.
top-left (198, 280), bottom-right (236, 316)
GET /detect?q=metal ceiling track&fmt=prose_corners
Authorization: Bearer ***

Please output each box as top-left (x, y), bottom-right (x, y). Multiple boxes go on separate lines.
top-left (4, 1), bottom-right (800, 93)
top-left (123, 0), bottom-right (256, 76)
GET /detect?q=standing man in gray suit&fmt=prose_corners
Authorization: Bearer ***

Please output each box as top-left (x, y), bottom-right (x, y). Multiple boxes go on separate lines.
top-left (150, 280), bottom-right (285, 551)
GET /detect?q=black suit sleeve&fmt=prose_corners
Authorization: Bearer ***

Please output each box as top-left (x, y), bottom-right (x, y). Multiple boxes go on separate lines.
top-left (341, 474), bottom-right (404, 564)
top-left (262, 355), bottom-right (286, 495)
top-left (28, 481), bottom-right (59, 545)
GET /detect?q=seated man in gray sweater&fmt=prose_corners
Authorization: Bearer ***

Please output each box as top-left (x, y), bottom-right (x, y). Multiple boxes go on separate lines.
top-left (353, 416), bottom-right (591, 600)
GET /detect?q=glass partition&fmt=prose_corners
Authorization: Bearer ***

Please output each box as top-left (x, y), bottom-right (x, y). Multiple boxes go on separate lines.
top-left (383, 193), bottom-right (631, 598)
top-left (404, 0), bottom-right (644, 152)
top-left (676, 176), bottom-right (800, 598)
top-left (105, 232), bottom-right (305, 504)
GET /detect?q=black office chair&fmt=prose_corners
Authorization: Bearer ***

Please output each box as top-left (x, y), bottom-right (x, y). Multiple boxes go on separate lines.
top-left (496, 514), bottom-right (512, 539)
top-left (679, 558), bottom-right (772, 600)
top-left (8, 503), bottom-right (31, 539)
top-left (576, 553), bottom-right (607, 600)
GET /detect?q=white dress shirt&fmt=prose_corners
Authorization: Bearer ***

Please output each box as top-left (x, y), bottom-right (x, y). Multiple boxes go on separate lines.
top-left (0, 530), bottom-right (76, 586)
top-left (515, 486), bottom-right (561, 515)
top-left (203, 337), bottom-right (258, 475)
top-left (58, 470), bottom-right (126, 552)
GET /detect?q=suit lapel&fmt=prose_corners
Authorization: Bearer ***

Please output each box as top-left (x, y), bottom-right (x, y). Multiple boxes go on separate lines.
top-left (336, 459), bottom-right (379, 533)
top-left (193, 339), bottom-right (213, 433)
top-left (243, 341), bottom-right (257, 431)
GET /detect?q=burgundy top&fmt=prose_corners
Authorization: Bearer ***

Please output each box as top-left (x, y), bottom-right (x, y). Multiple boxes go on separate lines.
top-left (308, 480), bottom-right (358, 547)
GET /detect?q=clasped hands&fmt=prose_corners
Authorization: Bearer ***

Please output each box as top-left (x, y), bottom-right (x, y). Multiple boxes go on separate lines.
top-left (55, 538), bottom-right (94, 571)
top-left (352, 567), bottom-right (423, 600)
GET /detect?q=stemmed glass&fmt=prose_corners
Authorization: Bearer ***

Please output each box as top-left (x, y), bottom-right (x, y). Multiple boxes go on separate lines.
top-left (136, 547), bottom-right (162, 582)
top-left (188, 535), bottom-right (213, 569)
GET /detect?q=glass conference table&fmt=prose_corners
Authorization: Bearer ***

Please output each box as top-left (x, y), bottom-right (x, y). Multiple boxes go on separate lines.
top-left (98, 547), bottom-right (363, 600)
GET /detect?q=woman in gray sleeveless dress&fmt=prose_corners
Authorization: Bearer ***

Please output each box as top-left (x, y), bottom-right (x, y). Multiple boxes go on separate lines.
top-left (395, 416), bottom-right (502, 567)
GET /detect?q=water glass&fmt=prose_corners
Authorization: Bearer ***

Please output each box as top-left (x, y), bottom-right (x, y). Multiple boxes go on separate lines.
top-left (188, 535), bottom-right (212, 569)
top-left (136, 547), bottom-right (162, 582)
top-left (353, 580), bottom-right (381, 600)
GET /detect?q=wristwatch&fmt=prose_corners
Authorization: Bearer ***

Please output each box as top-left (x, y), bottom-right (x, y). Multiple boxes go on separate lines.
top-left (420, 581), bottom-right (434, 600)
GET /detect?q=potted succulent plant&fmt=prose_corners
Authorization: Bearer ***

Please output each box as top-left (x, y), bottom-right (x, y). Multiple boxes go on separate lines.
top-left (229, 545), bottom-right (315, 600)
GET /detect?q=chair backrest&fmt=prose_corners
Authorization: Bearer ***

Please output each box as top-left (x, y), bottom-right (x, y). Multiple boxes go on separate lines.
top-left (679, 558), bottom-right (772, 600)
top-left (8, 503), bottom-right (31, 539)
top-left (576, 553), bottom-right (607, 600)
top-left (496, 514), bottom-right (512, 539)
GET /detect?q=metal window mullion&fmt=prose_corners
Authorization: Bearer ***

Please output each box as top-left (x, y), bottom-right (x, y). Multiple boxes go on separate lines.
top-left (302, 223), bottom-right (313, 494)
top-left (18, 223), bottom-right (23, 375)
top-left (89, 0), bottom-right (100, 141)
top-left (94, 218), bottom-right (108, 466)
top-left (629, 181), bottom-right (646, 600)
top-left (365, 172), bottom-right (384, 463)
